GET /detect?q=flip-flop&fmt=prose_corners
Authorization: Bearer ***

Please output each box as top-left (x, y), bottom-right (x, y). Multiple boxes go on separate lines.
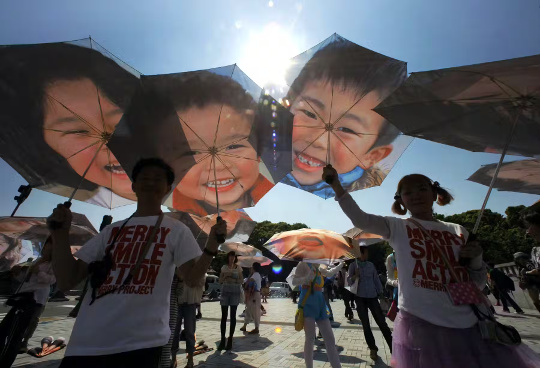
top-left (39, 338), bottom-right (66, 357)
top-left (27, 347), bottom-right (43, 357)
top-left (192, 347), bottom-right (213, 356)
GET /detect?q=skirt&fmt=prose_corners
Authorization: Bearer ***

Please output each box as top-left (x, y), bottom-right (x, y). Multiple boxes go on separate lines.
top-left (392, 310), bottom-right (540, 368)
top-left (220, 284), bottom-right (241, 306)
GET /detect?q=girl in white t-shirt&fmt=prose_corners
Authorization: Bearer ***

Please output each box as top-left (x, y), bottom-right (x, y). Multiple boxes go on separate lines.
top-left (324, 166), bottom-right (540, 368)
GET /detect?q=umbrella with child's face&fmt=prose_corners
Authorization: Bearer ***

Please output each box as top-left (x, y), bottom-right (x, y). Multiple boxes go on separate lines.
top-left (468, 159), bottom-right (540, 196)
top-left (375, 54), bottom-right (540, 232)
top-left (0, 39), bottom-right (140, 209)
top-left (237, 255), bottom-right (272, 268)
top-left (0, 214), bottom-right (98, 271)
top-left (343, 227), bottom-right (385, 246)
top-left (165, 209), bottom-right (257, 249)
top-left (219, 242), bottom-right (258, 256)
top-left (272, 33), bottom-right (412, 199)
top-left (109, 66), bottom-right (293, 217)
top-left (263, 228), bottom-right (358, 265)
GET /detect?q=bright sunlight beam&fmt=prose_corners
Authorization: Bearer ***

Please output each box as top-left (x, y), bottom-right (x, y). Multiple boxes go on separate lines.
top-left (239, 22), bottom-right (300, 88)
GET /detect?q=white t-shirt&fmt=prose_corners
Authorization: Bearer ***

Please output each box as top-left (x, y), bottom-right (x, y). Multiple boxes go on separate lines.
top-left (65, 215), bottom-right (202, 357)
top-left (385, 217), bottom-right (476, 328)
top-left (18, 262), bottom-right (56, 305)
top-left (251, 272), bottom-right (262, 291)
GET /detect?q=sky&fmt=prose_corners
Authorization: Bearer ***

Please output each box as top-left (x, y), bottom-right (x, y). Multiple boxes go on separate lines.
top-left (0, 0), bottom-right (539, 234)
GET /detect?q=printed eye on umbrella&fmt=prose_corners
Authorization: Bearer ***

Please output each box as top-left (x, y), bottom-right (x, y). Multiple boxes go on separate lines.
top-left (0, 38), bottom-right (140, 209)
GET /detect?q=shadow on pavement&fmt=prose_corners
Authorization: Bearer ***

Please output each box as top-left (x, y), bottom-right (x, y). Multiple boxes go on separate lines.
top-left (216, 336), bottom-right (273, 352)
top-left (13, 359), bottom-right (62, 368)
top-left (197, 352), bottom-right (257, 367)
top-left (293, 351), bottom-right (366, 364)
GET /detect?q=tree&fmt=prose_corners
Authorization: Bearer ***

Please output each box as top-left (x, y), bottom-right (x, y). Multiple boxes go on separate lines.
top-left (437, 206), bottom-right (536, 265)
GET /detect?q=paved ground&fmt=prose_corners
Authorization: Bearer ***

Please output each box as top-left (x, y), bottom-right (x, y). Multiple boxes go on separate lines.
top-left (10, 297), bottom-right (540, 368)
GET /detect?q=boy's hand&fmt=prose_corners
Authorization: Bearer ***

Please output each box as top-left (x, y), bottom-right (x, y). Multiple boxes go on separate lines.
top-left (47, 204), bottom-right (72, 232)
top-left (322, 165), bottom-right (345, 196)
top-left (208, 218), bottom-right (227, 251)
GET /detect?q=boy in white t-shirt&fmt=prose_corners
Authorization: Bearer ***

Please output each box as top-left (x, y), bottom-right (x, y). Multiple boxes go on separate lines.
top-left (48, 158), bottom-right (226, 368)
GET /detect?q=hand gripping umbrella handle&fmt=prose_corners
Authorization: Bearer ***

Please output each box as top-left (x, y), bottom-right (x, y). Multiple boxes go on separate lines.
top-left (47, 202), bottom-right (72, 230)
top-left (324, 164), bottom-right (335, 184)
top-left (215, 216), bottom-right (226, 244)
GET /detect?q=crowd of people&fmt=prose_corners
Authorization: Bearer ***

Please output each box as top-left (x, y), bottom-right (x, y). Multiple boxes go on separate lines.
top-left (0, 159), bottom-right (539, 368)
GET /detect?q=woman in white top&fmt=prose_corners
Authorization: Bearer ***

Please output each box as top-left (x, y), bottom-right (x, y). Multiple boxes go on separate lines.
top-left (324, 166), bottom-right (539, 368)
top-left (240, 262), bottom-right (262, 335)
top-left (218, 251), bottom-right (243, 351)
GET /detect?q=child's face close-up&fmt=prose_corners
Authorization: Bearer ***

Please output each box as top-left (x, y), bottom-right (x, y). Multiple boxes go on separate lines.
top-left (399, 180), bottom-right (436, 215)
top-left (43, 78), bottom-right (133, 197)
top-left (290, 80), bottom-right (392, 186)
top-left (175, 104), bottom-right (259, 210)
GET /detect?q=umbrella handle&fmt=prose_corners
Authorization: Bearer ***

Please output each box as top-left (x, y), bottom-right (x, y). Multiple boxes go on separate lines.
top-left (215, 216), bottom-right (226, 244)
top-left (324, 164), bottom-right (335, 184)
top-left (47, 202), bottom-right (72, 230)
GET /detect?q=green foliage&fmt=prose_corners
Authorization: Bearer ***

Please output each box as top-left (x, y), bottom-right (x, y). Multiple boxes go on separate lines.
top-left (437, 206), bottom-right (536, 264)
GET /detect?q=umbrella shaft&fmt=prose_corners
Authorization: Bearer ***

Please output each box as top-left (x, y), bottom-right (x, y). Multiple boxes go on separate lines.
top-left (473, 111), bottom-right (521, 233)
top-left (68, 141), bottom-right (106, 203)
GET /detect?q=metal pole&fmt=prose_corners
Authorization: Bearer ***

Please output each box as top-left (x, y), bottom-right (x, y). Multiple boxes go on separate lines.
top-left (473, 110), bottom-right (521, 233)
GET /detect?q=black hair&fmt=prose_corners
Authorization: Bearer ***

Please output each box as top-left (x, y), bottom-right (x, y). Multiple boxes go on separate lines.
top-left (392, 174), bottom-right (454, 215)
top-left (286, 36), bottom-right (406, 148)
top-left (143, 70), bottom-right (263, 155)
top-left (132, 158), bottom-right (175, 186)
top-left (226, 251), bottom-right (238, 264)
top-left (252, 262), bottom-right (261, 273)
top-left (0, 41), bottom-right (139, 190)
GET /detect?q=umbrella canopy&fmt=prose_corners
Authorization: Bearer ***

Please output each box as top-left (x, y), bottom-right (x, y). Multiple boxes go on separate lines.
top-left (165, 209), bottom-right (256, 249)
top-left (237, 255), bottom-right (272, 268)
top-left (468, 159), bottom-right (540, 196)
top-left (271, 33), bottom-right (412, 199)
top-left (343, 227), bottom-right (385, 246)
top-left (0, 38), bottom-right (141, 209)
top-left (375, 54), bottom-right (540, 157)
top-left (109, 65), bottom-right (293, 216)
top-left (0, 213), bottom-right (97, 271)
top-left (264, 228), bottom-right (358, 265)
top-left (219, 242), bottom-right (258, 256)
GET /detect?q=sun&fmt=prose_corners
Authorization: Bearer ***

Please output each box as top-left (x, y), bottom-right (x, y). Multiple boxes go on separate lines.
top-left (239, 23), bottom-right (299, 88)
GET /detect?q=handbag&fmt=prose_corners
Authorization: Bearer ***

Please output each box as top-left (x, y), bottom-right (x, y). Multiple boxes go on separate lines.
top-left (295, 268), bottom-right (318, 332)
top-left (408, 219), bottom-right (485, 306)
top-left (386, 299), bottom-right (398, 321)
top-left (345, 260), bottom-right (360, 294)
top-left (473, 305), bottom-right (521, 345)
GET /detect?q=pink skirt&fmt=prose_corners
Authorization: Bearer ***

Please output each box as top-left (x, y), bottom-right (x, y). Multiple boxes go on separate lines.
top-left (391, 310), bottom-right (540, 368)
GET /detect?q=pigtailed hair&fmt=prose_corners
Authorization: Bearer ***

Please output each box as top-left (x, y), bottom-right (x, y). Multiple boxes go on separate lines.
top-left (391, 199), bottom-right (407, 215)
top-left (432, 181), bottom-right (454, 206)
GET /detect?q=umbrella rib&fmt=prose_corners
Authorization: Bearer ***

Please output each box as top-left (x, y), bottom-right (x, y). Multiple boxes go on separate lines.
top-left (178, 116), bottom-right (211, 151)
top-left (215, 155), bottom-right (245, 191)
top-left (330, 131), bottom-right (369, 169)
top-left (201, 156), bottom-right (216, 208)
top-left (298, 96), bottom-right (327, 125)
top-left (66, 140), bottom-right (102, 160)
top-left (295, 129), bottom-right (328, 159)
top-left (195, 153), bottom-right (213, 165)
top-left (292, 125), bottom-right (325, 129)
top-left (329, 91), bottom-right (369, 130)
top-left (444, 69), bottom-right (521, 97)
top-left (327, 85), bottom-right (335, 164)
top-left (212, 104), bottom-right (225, 149)
top-left (216, 135), bottom-right (250, 151)
top-left (379, 96), bottom-right (515, 110)
top-left (95, 86), bottom-right (107, 135)
top-left (46, 94), bottom-right (101, 135)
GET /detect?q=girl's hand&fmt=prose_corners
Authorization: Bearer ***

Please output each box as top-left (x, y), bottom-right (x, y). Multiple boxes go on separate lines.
top-left (459, 241), bottom-right (483, 260)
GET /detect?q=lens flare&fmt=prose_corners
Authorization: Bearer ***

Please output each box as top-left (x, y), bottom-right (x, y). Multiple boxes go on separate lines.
top-left (275, 327), bottom-right (282, 333)
top-left (272, 264), bottom-right (283, 274)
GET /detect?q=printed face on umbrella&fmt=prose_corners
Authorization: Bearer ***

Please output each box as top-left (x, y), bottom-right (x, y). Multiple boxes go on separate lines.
top-left (175, 104), bottom-right (260, 211)
top-left (290, 80), bottom-right (392, 186)
top-left (43, 78), bottom-right (135, 200)
top-left (270, 229), bottom-right (355, 261)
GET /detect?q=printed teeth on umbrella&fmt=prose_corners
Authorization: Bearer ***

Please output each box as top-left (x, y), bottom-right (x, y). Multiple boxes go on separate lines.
top-left (206, 179), bottom-right (235, 187)
top-left (297, 153), bottom-right (323, 167)
top-left (104, 164), bottom-right (126, 174)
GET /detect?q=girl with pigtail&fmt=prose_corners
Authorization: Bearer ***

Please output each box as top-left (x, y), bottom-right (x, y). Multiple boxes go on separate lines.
top-left (323, 166), bottom-right (540, 368)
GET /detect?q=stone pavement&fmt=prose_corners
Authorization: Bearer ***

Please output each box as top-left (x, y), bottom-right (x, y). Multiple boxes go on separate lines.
top-left (12, 298), bottom-right (540, 368)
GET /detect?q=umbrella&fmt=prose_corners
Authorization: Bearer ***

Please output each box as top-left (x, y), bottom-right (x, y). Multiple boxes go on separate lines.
top-left (219, 242), bottom-right (258, 256)
top-left (165, 209), bottom-right (257, 249)
top-left (0, 38), bottom-right (140, 209)
top-left (375, 54), bottom-right (540, 232)
top-left (271, 33), bottom-right (412, 199)
top-left (263, 228), bottom-right (358, 265)
top-left (343, 227), bottom-right (385, 246)
top-left (109, 65), bottom-right (293, 217)
top-left (237, 255), bottom-right (272, 268)
top-left (468, 159), bottom-right (540, 196)
top-left (0, 213), bottom-right (97, 271)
